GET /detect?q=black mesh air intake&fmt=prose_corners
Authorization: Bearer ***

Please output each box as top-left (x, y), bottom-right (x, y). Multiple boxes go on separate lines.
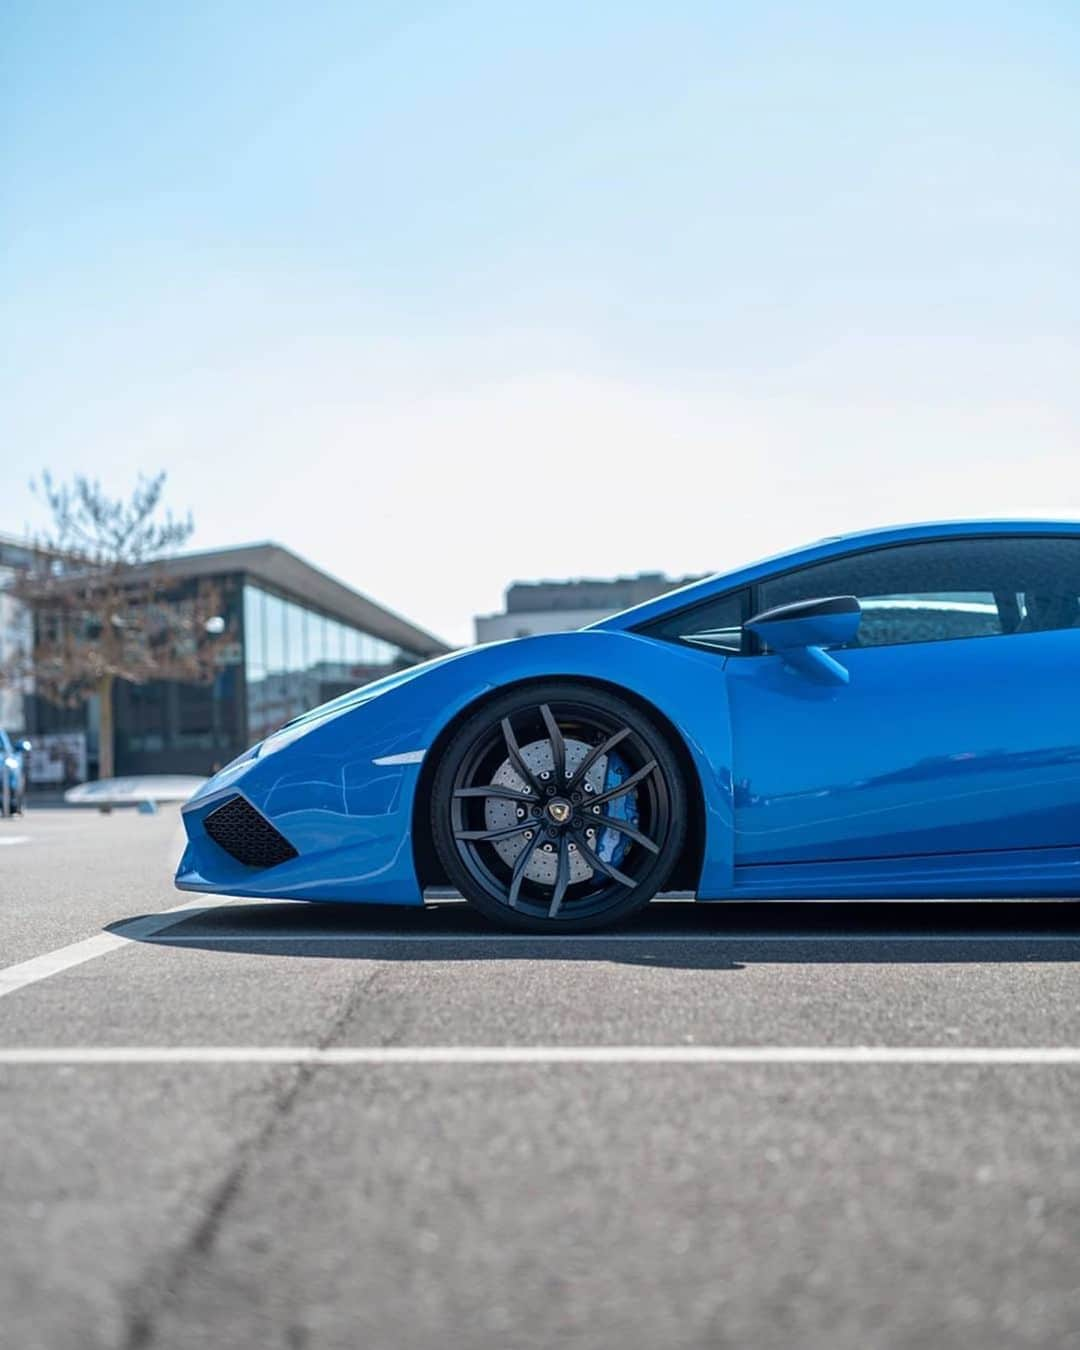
top-left (203, 795), bottom-right (298, 869)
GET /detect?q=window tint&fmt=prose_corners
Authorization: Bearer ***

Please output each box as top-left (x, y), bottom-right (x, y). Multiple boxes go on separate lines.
top-left (641, 589), bottom-right (749, 653)
top-left (756, 536), bottom-right (1080, 649)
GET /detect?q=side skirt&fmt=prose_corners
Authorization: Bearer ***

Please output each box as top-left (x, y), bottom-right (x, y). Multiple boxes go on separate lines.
top-left (702, 844), bottom-right (1080, 900)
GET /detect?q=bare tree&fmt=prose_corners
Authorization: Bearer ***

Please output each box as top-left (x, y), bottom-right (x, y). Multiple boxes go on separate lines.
top-left (0, 472), bottom-right (227, 780)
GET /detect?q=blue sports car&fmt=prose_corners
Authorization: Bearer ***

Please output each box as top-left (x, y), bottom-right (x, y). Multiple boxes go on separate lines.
top-left (177, 521), bottom-right (1080, 931)
top-left (1, 730), bottom-right (30, 817)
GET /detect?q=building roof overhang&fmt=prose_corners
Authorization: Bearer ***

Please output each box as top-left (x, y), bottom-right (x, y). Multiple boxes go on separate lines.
top-left (4, 538), bottom-right (450, 657)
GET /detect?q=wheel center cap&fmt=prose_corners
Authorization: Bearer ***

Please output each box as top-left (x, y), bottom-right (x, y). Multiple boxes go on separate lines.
top-left (547, 799), bottom-right (571, 825)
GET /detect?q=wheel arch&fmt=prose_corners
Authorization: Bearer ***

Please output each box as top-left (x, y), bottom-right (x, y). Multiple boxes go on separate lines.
top-left (412, 674), bottom-right (706, 894)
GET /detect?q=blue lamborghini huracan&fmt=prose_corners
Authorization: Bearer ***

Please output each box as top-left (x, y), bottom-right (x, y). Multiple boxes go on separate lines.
top-left (177, 521), bottom-right (1080, 931)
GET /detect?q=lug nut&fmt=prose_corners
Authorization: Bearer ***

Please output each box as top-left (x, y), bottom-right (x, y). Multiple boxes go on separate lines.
top-left (516, 808), bottom-right (525, 818)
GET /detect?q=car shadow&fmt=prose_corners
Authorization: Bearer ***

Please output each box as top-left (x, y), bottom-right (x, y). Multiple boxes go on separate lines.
top-left (108, 898), bottom-right (1080, 968)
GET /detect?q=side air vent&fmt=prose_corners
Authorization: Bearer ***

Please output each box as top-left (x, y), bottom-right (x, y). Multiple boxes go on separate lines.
top-left (203, 795), bottom-right (298, 869)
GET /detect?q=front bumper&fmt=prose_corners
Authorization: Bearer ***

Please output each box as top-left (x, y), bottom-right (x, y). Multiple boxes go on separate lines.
top-left (176, 734), bottom-right (428, 907)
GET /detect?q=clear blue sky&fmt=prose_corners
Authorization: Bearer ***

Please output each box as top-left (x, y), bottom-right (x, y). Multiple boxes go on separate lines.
top-left (3, 1), bottom-right (1078, 644)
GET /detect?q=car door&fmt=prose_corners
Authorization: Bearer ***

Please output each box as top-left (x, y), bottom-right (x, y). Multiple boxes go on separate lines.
top-left (718, 534), bottom-right (1080, 866)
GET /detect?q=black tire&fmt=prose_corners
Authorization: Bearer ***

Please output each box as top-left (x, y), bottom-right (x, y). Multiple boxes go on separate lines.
top-left (431, 682), bottom-right (687, 932)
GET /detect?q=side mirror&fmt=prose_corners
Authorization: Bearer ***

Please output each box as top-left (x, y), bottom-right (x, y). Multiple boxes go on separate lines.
top-left (746, 595), bottom-right (861, 685)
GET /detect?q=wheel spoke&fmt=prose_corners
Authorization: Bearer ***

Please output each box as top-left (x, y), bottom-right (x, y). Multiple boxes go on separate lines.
top-left (549, 835), bottom-right (571, 917)
top-left (454, 822), bottom-right (534, 843)
top-left (507, 831), bottom-right (542, 908)
top-left (571, 829), bottom-right (636, 888)
top-left (568, 726), bottom-right (630, 788)
top-left (589, 814), bottom-right (660, 854)
top-left (587, 759), bottom-right (658, 807)
top-left (539, 703), bottom-right (566, 783)
top-left (454, 785), bottom-right (534, 803)
top-left (501, 716), bottom-right (544, 796)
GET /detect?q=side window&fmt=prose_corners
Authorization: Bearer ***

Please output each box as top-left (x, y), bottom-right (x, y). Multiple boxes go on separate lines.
top-left (756, 536), bottom-right (1080, 650)
top-left (640, 589), bottom-right (750, 654)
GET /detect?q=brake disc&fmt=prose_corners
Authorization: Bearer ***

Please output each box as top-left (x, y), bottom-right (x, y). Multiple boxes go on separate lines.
top-left (484, 738), bottom-right (602, 884)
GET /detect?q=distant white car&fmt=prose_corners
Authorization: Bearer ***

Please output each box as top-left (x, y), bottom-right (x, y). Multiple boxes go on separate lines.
top-left (64, 775), bottom-right (206, 810)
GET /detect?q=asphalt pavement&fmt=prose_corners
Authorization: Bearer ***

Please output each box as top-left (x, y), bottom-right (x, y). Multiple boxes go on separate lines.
top-left (2, 808), bottom-right (1080, 1349)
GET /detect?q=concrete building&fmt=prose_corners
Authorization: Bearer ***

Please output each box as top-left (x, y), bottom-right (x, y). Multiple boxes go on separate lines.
top-left (11, 541), bottom-right (448, 782)
top-left (475, 572), bottom-right (704, 644)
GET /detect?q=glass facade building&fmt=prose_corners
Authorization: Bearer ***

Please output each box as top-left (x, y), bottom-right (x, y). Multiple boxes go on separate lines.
top-left (242, 583), bottom-right (423, 744)
top-left (25, 545), bottom-right (448, 781)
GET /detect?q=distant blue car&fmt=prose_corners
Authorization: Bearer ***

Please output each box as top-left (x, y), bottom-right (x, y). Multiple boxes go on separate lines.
top-left (177, 522), bottom-right (1080, 930)
top-left (1, 730), bottom-right (30, 817)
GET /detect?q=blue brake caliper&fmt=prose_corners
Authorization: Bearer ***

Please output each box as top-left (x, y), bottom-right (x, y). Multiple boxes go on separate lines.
top-left (595, 752), bottom-right (638, 866)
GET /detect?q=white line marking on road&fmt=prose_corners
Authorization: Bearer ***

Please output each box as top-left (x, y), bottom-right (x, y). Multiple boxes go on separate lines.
top-left (143, 931), bottom-right (1080, 944)
top-left (0, 899), bottom-right (241, 1000)
top-left (3, 1046), bottom-right (1080, 1066)
top-left (0, 836), bottom-right (30, 847)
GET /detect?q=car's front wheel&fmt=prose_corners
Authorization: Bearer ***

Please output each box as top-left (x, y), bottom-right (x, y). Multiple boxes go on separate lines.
top-left (430, 682), bottom-right (687, 932)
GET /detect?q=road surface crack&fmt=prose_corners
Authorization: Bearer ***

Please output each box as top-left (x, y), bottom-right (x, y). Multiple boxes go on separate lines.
top-left (121, 964), bottom-right (387, 1349)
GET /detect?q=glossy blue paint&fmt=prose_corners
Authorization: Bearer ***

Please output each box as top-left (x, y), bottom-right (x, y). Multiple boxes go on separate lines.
top-left (727, 626), bottom-right (1080, 868)
top-left (176, 520), bottom-right (1080, 908)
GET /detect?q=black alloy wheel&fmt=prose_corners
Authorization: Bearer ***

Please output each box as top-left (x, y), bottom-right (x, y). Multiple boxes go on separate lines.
top-left (431, 682), bottom-right (687, 932)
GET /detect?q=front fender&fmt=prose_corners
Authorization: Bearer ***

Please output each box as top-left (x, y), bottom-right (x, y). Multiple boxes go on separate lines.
top-left (419, 632), bottom-right (736, 894)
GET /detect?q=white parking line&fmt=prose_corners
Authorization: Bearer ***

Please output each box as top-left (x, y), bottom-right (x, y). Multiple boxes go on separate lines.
top-left (2, 1046), bottom-right (1080, 1066)
top-left (0, 836), bottom-right (30, 847)
top-left (0, 899), bottom-right (241, 1000)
